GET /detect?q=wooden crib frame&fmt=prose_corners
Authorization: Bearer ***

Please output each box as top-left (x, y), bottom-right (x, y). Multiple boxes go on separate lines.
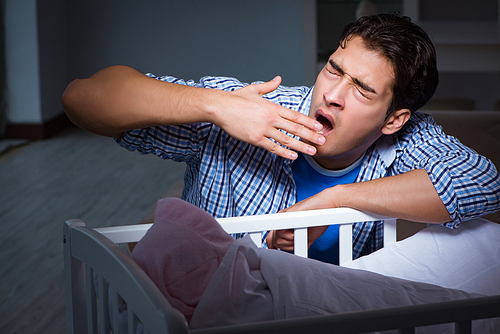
top-left (63, 208), bottom-right (500, 334)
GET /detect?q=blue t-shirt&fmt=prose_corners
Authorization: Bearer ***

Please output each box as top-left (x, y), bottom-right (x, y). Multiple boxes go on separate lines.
top-left (292, 153), bottom-right (363, 264)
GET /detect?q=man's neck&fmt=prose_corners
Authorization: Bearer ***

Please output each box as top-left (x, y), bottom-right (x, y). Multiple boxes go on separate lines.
top-left (312, 152), bottom-right (366, 171)
top-left (304, 153), bottom-right (365, 177)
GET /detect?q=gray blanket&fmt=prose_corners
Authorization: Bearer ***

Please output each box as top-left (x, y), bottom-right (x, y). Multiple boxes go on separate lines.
top-left (190, 236), bottom-right (499, 333)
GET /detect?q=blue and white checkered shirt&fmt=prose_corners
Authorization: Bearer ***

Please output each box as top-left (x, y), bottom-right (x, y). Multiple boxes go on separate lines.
top-left (117, 75), bottom-right (500, 259)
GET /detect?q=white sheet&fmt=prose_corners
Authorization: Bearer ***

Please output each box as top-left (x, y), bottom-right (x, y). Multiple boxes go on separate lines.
top-left (345, 218), bottom-right (500, 296)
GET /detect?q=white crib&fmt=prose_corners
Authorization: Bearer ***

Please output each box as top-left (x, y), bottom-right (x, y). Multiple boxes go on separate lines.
top-left (63, 208), bottom-right (500, 334)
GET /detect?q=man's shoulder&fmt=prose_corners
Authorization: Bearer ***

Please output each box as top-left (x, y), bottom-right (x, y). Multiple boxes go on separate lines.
top-left (407, 110), bottom-right (436, 128)
top-left (398, 111), bottom-right (442, 142)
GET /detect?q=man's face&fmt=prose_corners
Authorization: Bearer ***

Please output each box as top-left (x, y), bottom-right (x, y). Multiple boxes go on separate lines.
top-left (308, 36), bottom-right (395, 170)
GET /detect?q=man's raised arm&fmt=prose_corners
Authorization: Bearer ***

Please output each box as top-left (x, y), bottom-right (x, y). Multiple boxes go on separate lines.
top-left (61, 65), bottom-right (325, 160)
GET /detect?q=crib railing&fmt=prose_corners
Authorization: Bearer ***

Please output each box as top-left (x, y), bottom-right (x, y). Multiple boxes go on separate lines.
top-left (64, 208), bottom-right (500, 334)
top-left (216, 208), bottom-right (396, 264)
top-left (93, 208), bottom-right (397, 265)
top-left (64, 208), bottom-right (395, 333)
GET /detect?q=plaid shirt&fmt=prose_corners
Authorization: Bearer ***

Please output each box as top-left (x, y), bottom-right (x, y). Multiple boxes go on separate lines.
top-left (117, 75), bottom-right (500, 259)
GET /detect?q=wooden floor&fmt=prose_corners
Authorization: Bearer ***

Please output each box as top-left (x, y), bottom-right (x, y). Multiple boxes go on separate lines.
top-left (0, 126), bottom-right (186, 334)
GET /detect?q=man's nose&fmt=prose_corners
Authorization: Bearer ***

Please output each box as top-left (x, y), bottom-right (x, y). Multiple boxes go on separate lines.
top-left (323, 78), bottom-right (348, 109)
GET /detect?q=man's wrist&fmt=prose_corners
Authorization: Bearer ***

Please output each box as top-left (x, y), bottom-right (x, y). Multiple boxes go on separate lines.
top-left (202, 89), bottom-right (227, 126)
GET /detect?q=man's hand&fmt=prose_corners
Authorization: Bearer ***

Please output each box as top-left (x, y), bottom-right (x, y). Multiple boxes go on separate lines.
top-left (266, 226), bottom-right (328, 251)
top-left (214, 76), bottom-right (326, 160)
top-left (266, 189), bottom-right (335, 250)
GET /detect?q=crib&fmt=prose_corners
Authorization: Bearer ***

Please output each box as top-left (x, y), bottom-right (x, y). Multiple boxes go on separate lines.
top-left (63, 207), bottom-right (500, 334)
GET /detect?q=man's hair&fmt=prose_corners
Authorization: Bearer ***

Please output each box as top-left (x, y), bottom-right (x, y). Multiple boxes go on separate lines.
top-left (339, 13), bottom-right (438, 115)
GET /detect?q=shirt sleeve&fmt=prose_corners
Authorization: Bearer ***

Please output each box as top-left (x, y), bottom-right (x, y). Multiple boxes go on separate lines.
top-left (115, 74), bottom-right (249, 163)
top-left (394, 113), bottom-right (500, 227)
top-left (116, 123), bottom-right (212, 164)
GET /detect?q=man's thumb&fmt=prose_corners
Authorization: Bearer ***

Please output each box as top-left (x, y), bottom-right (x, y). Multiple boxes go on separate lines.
top-left (255, 76), bottom-right (281, 96)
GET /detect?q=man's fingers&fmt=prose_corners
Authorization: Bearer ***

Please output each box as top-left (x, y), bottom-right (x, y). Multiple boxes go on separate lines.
top-left (278, 108), bottom-right (325, 145)
top-left (280, 107), bottom-right (323, 132)
top-left (272, 229), bottom-right (294, 251)
top-left (265, 130), bottom-right (319, 159)
top-left (263, 138), bottom-right (299, 160)
top-left (230, 77), bottom-right (326, 159)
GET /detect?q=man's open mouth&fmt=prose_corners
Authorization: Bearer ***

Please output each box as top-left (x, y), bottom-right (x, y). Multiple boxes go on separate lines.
top-left (315, 112), bottom-right (334, 136)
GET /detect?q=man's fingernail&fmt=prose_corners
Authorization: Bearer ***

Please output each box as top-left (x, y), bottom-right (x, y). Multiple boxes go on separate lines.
top-left (317, 136), bottom-right (325, 145)
top-left (289, 151), bottom-right (298, 159)
top-left (307, 146), bottom-right (316, 154)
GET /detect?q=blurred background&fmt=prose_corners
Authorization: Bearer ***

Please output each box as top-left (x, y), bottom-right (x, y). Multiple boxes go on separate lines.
top-left (0, 1), bottom-right (499, 333)
top-left (1, 0), bottom-right (499, 140)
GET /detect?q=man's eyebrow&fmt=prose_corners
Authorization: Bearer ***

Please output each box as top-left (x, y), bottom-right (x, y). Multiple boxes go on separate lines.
top-left (329, 59), bottom-right (377, 94)
top-left (329, 59), bottom-right (344, 75)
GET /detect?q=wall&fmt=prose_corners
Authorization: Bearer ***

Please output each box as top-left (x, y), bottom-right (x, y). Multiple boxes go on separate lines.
top-left (4, 0), bottom-right (42, 124)
top-left (65, 0), bottom-right (316, 86)
top-left (4, 0), bottom-right (317, 138)
top-left (38, 0), bottom-right (69, 124)
top-left (404, 0), bottom-right (500, 110)
top-left (0, 0), bottom-right (6, 136)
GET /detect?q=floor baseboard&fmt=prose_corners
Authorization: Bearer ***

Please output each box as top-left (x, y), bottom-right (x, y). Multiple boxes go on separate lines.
top-left (5, 113), bottom-right (72, 140)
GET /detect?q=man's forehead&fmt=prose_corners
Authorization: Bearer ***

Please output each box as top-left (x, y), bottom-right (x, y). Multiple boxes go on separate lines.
top-left (329, 38), bottom-right (395, 93)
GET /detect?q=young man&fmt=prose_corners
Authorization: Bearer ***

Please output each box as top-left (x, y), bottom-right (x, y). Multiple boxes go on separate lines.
top-left (62, 13), bottom-right (500, 262)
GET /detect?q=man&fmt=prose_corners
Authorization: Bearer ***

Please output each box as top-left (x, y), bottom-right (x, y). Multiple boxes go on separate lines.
top-left (62, 13), bottom-right (500, 262)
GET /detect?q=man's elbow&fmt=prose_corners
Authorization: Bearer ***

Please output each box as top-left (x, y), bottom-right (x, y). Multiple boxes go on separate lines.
top-left (62, 79), bottom-right (86, 124)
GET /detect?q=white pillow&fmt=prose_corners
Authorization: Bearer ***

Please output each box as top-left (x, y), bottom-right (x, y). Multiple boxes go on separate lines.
top-left (345, 218), bottom-right (500, 296)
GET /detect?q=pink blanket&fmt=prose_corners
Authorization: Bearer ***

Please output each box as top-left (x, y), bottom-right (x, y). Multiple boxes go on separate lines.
top-left (131, 198), bottom-right (234, 322)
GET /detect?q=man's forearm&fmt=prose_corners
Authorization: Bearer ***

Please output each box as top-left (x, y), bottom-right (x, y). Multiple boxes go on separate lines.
top-left (61, 65), bottom-right (218, 137)
top-left (283, 169), bottom-right (451, 224)
top-left (269, 169), bottom-right (450, 250)
top-left (333, 169), bottom-right (450, 223)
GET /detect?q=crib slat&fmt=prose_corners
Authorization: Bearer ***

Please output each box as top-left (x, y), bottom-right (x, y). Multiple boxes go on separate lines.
top-left (249, 232), bottom-right (262, 247)
top-left (339, 224), bottom-right (353, 266)
top-left (112, 290), bottom-right (120, 334)
top-left (98, 275), bottom-right (110, 334)
top-left (128, 306), bottom-right (138, 334)
top-left (294, 228), bottom-right (308, 258)
top-left (63, 219), bottom-right (89, 334)
top-left (85, 266), bottom-right (98, 334)
top-left (384, 218), bottom-right (397, 246)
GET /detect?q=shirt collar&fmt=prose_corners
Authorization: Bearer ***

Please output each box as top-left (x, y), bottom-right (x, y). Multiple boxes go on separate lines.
top-left (303, 152), bottom-right (365, 177)
top-left (373, 134), bottom-right (398, 169)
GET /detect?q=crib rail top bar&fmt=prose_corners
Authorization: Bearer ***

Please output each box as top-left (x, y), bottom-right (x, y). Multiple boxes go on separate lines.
top-left (94, 223), bottom-right (153, 244)
top-left (94, 208), bottom-right (393, 244)
top-left (217, 208), bottom-right (392, 234)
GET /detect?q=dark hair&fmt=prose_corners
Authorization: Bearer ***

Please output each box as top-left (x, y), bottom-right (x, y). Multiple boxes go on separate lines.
top-left (339, 13), bottom-right (438, 115)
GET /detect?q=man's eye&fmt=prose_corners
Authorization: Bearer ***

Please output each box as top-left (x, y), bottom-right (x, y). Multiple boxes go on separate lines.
top-left (326, 68), bottom-right (339, 76)
top-left (357, 88), bottom-right (370, 99)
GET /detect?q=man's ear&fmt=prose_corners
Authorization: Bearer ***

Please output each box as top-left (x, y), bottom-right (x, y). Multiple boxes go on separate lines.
top-left (382, 108), bottom-right (411, 135)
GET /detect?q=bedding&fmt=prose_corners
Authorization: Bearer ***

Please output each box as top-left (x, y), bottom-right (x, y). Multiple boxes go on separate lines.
top-left (344, 217), bottom-right (500, 296)
top-left (130, 199), bottom-right (500, 333)
top-left (190, 236), bottom-right (499, 333)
